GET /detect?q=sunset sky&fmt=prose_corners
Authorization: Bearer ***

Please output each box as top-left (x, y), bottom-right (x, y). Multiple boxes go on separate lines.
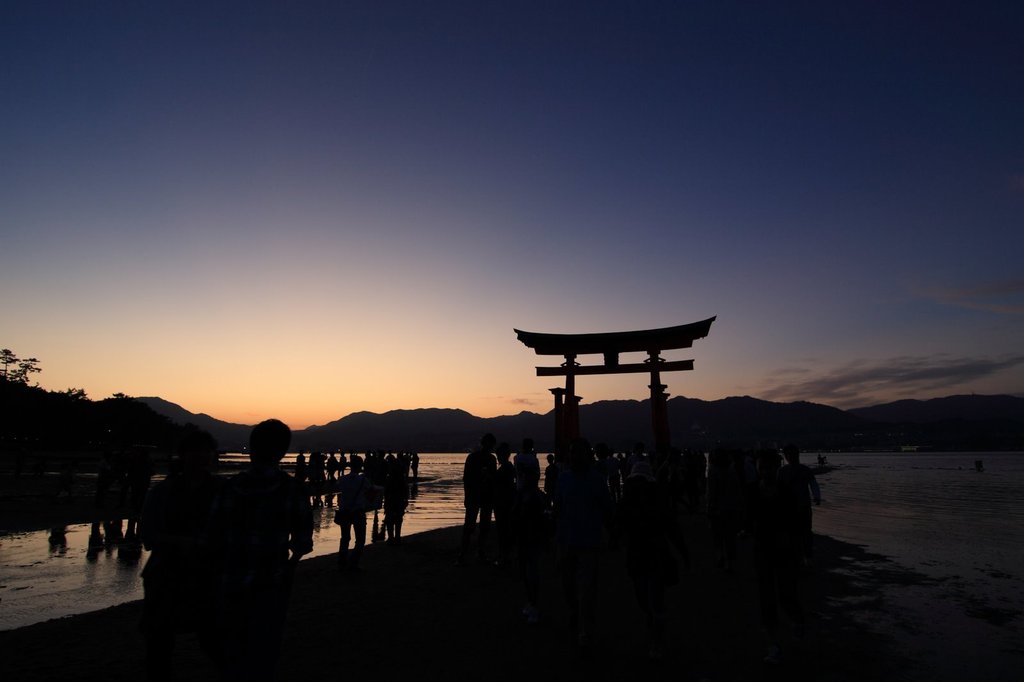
top-left (3, 1), bottom-right (1022, 428)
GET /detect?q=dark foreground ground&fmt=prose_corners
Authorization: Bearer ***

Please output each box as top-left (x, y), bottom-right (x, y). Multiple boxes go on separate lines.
top-left (1, 504), bottom-right (925, 682)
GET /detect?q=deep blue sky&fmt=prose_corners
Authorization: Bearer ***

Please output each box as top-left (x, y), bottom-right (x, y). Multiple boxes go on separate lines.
top-left (2, 1), bottom-right (1022, 426)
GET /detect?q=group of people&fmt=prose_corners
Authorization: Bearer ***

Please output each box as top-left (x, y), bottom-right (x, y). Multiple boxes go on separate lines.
top-left (293, 450), bottom-right (419, 508)
top-left (140, 420), bottom-right (313, 681)
top-left (139, 427), bottom-right (427, 679)
top-left (138, 421), bottom-right (823, 677)
top-left (457, 434), bottom-right (822, 663)
top-left (293, 449), bottom-right (416, 567)
top-left (330, 450), bottom-right (415, 570)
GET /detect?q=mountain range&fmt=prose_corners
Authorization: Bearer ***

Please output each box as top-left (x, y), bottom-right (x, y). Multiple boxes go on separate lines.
top-left (137, 394), bottom-right (1024, 453)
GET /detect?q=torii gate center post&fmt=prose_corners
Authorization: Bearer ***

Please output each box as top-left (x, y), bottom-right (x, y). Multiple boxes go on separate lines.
top-left (514, 317), bottom-right (716, 455)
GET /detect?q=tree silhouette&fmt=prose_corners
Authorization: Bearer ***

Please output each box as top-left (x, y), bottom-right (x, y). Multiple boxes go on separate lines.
top-left (1, 349), bottom-right (41, 384)
top-left (11, 357), bottom-right (41, 385)
top-left (1, 348), bottom-right (16, 380)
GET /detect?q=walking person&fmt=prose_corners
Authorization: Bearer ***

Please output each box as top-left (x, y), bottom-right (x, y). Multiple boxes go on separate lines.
top-left (553, 438), bottom-right (613, 647)
top-left (336, 455), bottom-right (371, 569)
top-left (778, 444), bottom-right (821, 562)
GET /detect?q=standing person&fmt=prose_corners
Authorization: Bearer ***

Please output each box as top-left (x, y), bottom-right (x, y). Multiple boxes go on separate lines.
top-left (308, 452), bottom-right (326, 508)
top-left (457, 433), bottom-right (497, 565)
top-left (383, 456), bottom-right (409, 545)
top-left (778, 444), bottom-right (821, 562)
top-left (207, 419), bottom-right (313, 681)
top-left (513, 462), bottom-right (550, 625)
top-left (140, 431), bottom-right (222, 680)
top-left (336, 455), bottom-right (370, 569)
top-left (493, 442), bottom-right (517, 566)
top-left (615, 460), bottom-right (681, 659)
top-left (514, 438), bottom-right (540, 491)
top-left (625, 442), bottom-right (647, 478)
top-left (753, 449), bottom-right (805, 665)
top-left (543, 454), bottom-right (560, 496)
top-left (554, 438), bottom-right (613, 647)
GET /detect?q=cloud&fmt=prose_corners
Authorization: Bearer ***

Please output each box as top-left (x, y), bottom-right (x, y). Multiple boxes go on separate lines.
top-left (1010, 173), bottom-right (1024, 193)
top-left (766, 366), bottom-right (814, 377)
top-left (918, 279), bottom-right (1024, 315)
top-left (482, 395), bottom-right (542, 408)
top-left (761, 354), bottom-right (1024, 408)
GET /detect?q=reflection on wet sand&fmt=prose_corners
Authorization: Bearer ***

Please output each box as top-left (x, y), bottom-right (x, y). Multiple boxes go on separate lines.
top-left (0, 454), bottom-right (468, 630)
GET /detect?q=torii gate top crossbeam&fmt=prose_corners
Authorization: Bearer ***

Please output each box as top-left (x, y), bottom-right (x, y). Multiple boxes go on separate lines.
top-left (514, 316), bottom-right (716, 356)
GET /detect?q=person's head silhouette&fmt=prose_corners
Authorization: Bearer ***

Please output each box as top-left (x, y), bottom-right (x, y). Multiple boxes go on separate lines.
top-left (249, 419), bottom-right (291, 467)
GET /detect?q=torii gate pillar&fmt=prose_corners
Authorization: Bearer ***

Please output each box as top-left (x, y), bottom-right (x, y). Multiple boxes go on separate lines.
top-left (549, 387), bottom-right (565, 455)
top-left (648, 350), bottom-right (671, 455)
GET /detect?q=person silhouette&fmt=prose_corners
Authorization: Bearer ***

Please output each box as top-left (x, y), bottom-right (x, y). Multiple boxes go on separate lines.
top-left (513, 455), bottom-right (550, 625)
top-left (514, 438), bottom-right (540, 491)
top-left (543, 454), bottom-right (560, 496)
top-left (458, 433), bottom-right (497, 565)
top-left (777, 444), bottom-right (821, 562)
top-left (616, 460), bottom-right (682, 659)
top-left (336, 455), bottom-right (370, 570)
top-left (383, 456), bottom-right (409, 545)
top-left (207, 419), bottom-right (313, 681)
top-left (753, 449), bottom-right (805, 664)
top-left (554, 438), bottom-right (612, 647)
top-left (140, 430), bottom-right (222, 680)
top-left (493, 442), bottom-right (517, 566)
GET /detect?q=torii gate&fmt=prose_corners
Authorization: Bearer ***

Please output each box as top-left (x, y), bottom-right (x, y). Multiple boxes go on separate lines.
top-left (514, 317), bottom-right (715, 455)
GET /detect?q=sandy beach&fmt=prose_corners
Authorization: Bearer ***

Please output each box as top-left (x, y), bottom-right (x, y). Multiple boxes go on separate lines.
top-left (1, 497), bottom-right (917, 682)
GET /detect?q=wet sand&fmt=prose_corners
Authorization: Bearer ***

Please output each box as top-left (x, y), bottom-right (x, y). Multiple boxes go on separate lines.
top-left (0, 472), bottom-right (132, 533)
top-left (1, 511), bottom-right (919, 682)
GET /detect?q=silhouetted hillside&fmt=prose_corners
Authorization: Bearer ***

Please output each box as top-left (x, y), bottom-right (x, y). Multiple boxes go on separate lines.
top-left (297, 408), bottom-right (493, 452)
top-left (668, 396), bottom-right (871, 449)
top-left (849, 395), bottom-right (1024, 424)
top-left (138, 393), bottom-right (1024, 452)
top-left (1, 382), bottom-right (205, 454)
top-left (137, 397), bottom-right (251, 450)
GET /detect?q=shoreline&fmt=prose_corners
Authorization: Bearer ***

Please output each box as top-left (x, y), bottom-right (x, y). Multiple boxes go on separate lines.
top-left (0, 516), bottom-right (920, 681)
